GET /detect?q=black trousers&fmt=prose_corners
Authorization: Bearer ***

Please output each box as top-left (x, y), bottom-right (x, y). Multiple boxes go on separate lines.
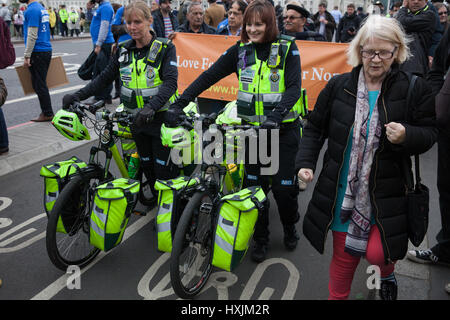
top-left (93, 43), bottom-right (113, 101)
top-left (29, 51), bottom-right (53, 117)
top-left (131, 122), bottom-right (180, 196)
top-left (61, 22), bottom-right (68, 36)
top-left (242, 123), bottom-right (300, 244)
top-left (432, 131), bottom-right (450, 259)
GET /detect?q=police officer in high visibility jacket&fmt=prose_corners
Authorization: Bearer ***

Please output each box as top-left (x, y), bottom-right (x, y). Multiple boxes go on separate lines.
top-left (63, 0), bottom-right (180, 200)
top-left (166, 0), bottom-right (305, 262)
top-left (58, 5), bottom-right (68, 37)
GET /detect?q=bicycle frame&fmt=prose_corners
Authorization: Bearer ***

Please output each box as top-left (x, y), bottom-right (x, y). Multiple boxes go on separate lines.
top-left (87, 120), bottom-right (134, 180)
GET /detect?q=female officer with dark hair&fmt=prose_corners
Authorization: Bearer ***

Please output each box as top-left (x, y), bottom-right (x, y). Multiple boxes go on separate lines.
top-left (166, 0), bottom-right (305, 262)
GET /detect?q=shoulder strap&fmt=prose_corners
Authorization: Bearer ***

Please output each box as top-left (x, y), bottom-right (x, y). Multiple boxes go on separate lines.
top-left (403, 74), bottom-right (421, 190)
top-left (147, 37), bottom-right (170, 67)
top-left (405, 74), bottom-right (418, 122)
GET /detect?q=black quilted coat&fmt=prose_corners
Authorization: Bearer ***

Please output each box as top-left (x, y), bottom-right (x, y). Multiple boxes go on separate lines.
top-left (295, 64), bottom-right (438, 263)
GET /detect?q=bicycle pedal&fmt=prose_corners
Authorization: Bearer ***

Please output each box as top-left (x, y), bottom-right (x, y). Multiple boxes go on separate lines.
top-left (133, 210), bottom-right (147, 216)
top-left (199, 203), bottom-right (213, 214)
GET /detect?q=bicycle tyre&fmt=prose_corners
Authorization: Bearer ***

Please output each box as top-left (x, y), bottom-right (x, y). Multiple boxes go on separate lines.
top-left (170, 191), bottom-right (214, 299)
top-left (46, 170), bottom-right (102, 271)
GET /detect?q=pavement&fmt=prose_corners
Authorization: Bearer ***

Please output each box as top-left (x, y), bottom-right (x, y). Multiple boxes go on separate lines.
top-left (0, 98), bottom-right (120, 177)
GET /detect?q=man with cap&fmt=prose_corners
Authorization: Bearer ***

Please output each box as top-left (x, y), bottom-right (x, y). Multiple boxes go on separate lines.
top-left (283, 3), bottom-right (325, 41)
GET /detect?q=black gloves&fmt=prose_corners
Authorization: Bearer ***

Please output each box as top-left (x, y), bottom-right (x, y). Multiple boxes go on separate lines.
top-left (134, 106), bottom-right (156, 128)
top-left (261, 110), bottom-right (283, 129)
top-left (164, 106), bottom-right (184, 127)
top-left (62, 94), bottom-right (80, 110)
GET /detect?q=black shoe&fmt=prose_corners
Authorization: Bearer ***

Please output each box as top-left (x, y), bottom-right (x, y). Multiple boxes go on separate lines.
top-left (283, 224), bottom-right (300, 251)
top-left (407, 249), bottom-right (450, 266)
top-left (113, 92), bottom-right (120, 99)
top-left (379, 278), bottom-right (398, 300)
top-left (30, 113), bottom-right (54, 122)
top-left (0, 147), bottom-right (9, 156)
top-left (251, 242), bottom-right (268, 263)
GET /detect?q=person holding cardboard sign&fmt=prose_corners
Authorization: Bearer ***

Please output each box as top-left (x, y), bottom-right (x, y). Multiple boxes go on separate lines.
top-left (21, 0), bottom-right (54, 122)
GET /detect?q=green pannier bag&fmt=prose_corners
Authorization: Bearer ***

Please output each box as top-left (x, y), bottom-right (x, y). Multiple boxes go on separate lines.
top-left (89, 178), bottom-right (140, 251)
top-left (154, 176), bottom-right (200, 252)
top-left (212, 186), bottom-right (266, 272)
top-left (40, 156), bottom-right (88, 233)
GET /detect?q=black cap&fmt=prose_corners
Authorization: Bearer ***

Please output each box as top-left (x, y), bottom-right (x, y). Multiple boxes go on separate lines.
top-left (374, 1), bottom-right (383, 5)
top-left (286, 3), bottom-right (310, 18)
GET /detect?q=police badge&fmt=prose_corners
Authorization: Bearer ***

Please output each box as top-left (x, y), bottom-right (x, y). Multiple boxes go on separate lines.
top-left (270, 71), bottom-right (280, 82)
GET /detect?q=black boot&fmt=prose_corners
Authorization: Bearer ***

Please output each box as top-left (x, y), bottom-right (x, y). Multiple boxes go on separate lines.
top-left (283, 224), bottom-right (300, 251)
top-left (251, 241), bottom-right (268, 263)
top-left (379, 275), bottom-right (398, 300)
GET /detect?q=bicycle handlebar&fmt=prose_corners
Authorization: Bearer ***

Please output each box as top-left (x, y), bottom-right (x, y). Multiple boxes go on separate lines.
top-left (176, 112), bottom-right (261, 132)
top-left (70, 100), bottom-right (134, 125)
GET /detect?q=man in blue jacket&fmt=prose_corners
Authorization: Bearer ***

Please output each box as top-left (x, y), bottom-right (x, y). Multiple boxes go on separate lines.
top-left (21, 0), bottom-right (53, 122)
top-left (90, 0), bottom-right (115, 104)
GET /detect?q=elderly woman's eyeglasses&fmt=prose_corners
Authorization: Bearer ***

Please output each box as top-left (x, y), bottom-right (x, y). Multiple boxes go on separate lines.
top-left (360, 47), bottom-right (397, 60)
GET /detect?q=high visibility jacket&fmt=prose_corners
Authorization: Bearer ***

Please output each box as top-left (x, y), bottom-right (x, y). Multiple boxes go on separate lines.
top-left (69, 11), bottom-right (79, 23)
top-left (59, 9), bottom-right (68, 23)
top-left (49, 10), bottom-right (56, 28)
top-left (236, 35), bottom-right (306, 125)
top-left (118, 38), bottom-right (178, 114)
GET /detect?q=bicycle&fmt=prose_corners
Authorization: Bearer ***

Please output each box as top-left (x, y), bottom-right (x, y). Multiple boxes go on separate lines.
top-left (45, 101), bottom-right (154, 271)
top-left (168, 111), bottom-right (264, 299)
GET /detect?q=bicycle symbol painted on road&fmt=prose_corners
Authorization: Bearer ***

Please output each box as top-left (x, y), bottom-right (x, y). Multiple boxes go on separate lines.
top-left (137, 253), bottom-right (300, 300)
top-left (0, 197), bottom-right (46, 253)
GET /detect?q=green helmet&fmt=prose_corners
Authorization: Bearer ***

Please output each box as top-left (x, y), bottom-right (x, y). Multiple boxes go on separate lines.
top-left (215, 100), bottom-right (241, 126)
top-left (161, 102), bottom-right (199, 149)
top-left (52, 110), bottom-right (91, 141)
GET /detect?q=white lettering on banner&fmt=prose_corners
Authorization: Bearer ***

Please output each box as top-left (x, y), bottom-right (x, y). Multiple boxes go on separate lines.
top-left (201, 57), bottom-right (214, 70)
top-left (176, 56), bottom-right (200, 70)
top-left (310, 67), bottom-right (340, 82)
top-left (176, 56), bottom-right (215, 71)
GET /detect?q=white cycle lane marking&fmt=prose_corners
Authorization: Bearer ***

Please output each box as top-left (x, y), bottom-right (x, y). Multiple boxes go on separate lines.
top-left (137, 256), bottom-right (299, 300)
top-left (32, 205), bottom-right (300, 300)
top-left (0, 196), bottom-right (47, 253)
top-left (31, 209), bottom-right (157, 300)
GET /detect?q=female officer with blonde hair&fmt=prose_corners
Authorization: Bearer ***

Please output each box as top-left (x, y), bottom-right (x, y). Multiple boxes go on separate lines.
top-left (296, 15), bottom-right (437, 300)
top-left (63, 0), bottom-right (180, 202)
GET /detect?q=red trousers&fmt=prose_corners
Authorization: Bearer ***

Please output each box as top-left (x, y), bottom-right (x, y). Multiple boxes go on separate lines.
top-left (328, 226), bottom-right (395, 300)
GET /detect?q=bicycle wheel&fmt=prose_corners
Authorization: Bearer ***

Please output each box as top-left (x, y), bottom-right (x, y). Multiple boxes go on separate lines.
top-left (170, 190), bottom-right (215, 299)
top-left (46, 170), bottom-right (102, 271)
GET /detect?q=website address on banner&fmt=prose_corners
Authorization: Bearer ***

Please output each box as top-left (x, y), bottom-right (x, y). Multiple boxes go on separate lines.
top-left (206, 84), bottom-right (239, 96)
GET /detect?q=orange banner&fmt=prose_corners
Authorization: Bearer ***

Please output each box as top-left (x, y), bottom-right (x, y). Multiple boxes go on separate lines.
top-left (173, 33), bottom-right (352, 109)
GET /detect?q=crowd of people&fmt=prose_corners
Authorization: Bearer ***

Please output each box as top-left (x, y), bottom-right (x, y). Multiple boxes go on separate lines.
top-left (0, 0), bottom-right (449, 300)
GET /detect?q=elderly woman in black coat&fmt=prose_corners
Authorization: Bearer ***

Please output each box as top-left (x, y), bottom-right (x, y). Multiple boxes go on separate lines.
top-left (296, 15), bottom-right (437, 300)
